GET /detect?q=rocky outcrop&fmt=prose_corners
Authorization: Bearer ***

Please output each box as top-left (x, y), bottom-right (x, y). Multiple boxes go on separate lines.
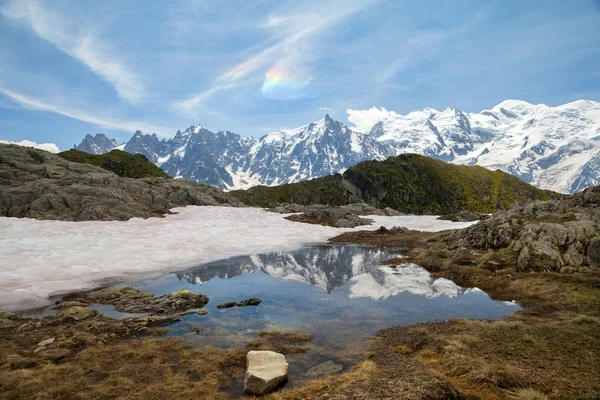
top-left (450, 186), bottom-right (600, 272)
top-left (285, 207), bottom-right (374, 228)
top-left (269, 202), bottom-right (403, 216)
top-left (272, 202), bottom-right (404, 228)
top-left (0, 144), bottom-right (242, 221)
top-left (244, 350), bottom-right (289, 395)
top-left (62, 286), bottom-right (208, 315)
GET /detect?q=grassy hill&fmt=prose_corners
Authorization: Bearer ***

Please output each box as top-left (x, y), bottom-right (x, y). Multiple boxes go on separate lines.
top-left (59, 149), bottom-right (170, 179)
top-left (231, 154), bottom-right (561, 214)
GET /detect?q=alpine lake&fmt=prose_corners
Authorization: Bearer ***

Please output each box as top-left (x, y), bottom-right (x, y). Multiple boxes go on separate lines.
top-left (29, 244), bottom-right (520, 392)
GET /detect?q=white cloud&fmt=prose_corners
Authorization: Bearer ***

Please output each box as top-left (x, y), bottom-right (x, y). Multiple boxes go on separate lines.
top-left (1, 0), bottom-right (146, 105)
top-left (0, 86), bottom-right (172, 137)
top-left (346, 107), bottom-right (397, 133)
top-left (170, 86), bottom-right (231, 118)
top-left (0, 139), bottom-right (60, 153)
top-left (318, 107), bottom-right (332, 111)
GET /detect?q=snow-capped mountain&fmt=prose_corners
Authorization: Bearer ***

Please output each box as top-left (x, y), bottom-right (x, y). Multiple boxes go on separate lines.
top-left (74, 133), bottom-right (123, 154)
top-left (73, 99), bottom-right (600, 193)
top-left (243, 115), bottom-right (393, 187)
top-left (78, 115), bottom-right (391, 189)
top-left (371, 100), bottom-right (600, 194)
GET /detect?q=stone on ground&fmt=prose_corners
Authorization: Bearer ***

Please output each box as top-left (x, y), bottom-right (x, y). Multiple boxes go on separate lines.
top-left (244, 350), bottom-right (289, 395)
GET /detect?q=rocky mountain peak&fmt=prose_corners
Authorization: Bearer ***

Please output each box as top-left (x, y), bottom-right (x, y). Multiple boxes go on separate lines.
top-left (72, 99), bottom-right (600, 194)
top-left (74, 133), bottom-right (119, 155)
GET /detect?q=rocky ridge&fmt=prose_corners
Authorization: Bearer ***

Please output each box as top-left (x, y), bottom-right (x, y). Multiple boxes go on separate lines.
top-left (451, 186), bottom-right (600, 273)
top-left (0, 143), bottom-right (242, 221)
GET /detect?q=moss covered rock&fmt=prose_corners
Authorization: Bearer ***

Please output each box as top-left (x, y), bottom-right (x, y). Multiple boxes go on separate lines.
top-left (56, 306), bottom-right (97, 321)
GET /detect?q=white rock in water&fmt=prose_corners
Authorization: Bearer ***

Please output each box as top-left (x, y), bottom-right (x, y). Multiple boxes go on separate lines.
top-left (244, 350), bottom-right (288, 395)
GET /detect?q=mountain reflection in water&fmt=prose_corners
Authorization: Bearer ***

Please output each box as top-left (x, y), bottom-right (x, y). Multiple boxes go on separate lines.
top-left (176, 245), bottom-right (466, 300)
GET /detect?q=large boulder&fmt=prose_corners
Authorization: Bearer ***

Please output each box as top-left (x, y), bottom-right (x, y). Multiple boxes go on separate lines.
top-left (244, 350), bottom-right (288, 395)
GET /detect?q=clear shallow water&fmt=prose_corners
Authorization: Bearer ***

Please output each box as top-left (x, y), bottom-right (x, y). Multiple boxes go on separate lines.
top-left (114, 244), bottom-right (519, 387)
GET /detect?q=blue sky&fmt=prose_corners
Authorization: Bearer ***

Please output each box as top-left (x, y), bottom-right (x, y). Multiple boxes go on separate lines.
top-left (0, 0), bottom-right (599, 150)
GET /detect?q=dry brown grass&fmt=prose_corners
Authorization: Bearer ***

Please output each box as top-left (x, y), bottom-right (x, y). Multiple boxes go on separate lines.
top-left (1, 337), bottom-right (246, 400)
top-left (507, 388), bottom-right (550, 400)
top-left (262, 338), bottom-right (461, 400)
top-left (378, 312), bottom-right (600, 399)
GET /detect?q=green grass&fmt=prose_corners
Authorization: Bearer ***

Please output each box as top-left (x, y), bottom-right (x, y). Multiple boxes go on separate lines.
top-left (231, 154), bottom-right (561, 214)
top-left (59, 149), bottom-right (170, 179)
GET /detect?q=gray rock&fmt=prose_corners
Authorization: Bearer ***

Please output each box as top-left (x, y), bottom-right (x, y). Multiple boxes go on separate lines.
top-left (517, 246), bottom-right (530, 270)
top-left (588, 237), bottom-right (600, 267)
top-left (244, 350), bottom-right (288, 395)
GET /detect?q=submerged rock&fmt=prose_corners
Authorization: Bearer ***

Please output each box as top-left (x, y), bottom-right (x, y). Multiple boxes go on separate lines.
top-left (237, 298), bottom-right (262, 307)
top-left (244, 350), bottom-right (289, 395)
top-left (197, 308), bottom-right (209, 315)
top-left (305, 360), bottom-right (343, 378)
top-left (217, 301), bottom-right (237, 309)
top-left (129, 315), bottom-right (180, 327)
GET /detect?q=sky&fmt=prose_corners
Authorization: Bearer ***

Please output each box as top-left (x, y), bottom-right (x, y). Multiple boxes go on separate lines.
top-left (0, 0), bottom-right (599, 150)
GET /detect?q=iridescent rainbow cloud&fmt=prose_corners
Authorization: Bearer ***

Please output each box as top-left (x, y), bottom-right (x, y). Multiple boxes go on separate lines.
top-left (261, 65), bottom-right (312, 100)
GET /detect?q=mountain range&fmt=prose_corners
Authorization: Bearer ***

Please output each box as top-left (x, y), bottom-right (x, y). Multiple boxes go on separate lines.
top-left (74, 99), bottom-right (600, 194)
